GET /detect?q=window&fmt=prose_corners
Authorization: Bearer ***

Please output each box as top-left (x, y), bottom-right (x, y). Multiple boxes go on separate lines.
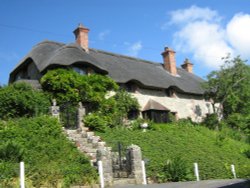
top-left (15, 72), bottom-right (22, 81)
top-left (166, 88), bottom-right (175, 97)
top-left (72, 66), bottom-right (86, 75)
top-left (142, 110), bottom-right (170, 123)
top-left (126, 83), bottom-right (137, 93)
top-left (127, 109), bottom-right (139, 120)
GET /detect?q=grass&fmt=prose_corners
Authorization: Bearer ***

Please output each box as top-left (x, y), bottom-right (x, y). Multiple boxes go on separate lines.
top-left (96, 123), bottom-right (250, 182)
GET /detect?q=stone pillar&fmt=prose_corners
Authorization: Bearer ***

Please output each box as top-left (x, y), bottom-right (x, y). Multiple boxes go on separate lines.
top-left (77, 102), bottom-right (86, 130)
top-left (96, 147), bottom-right (113, 186)
top-left (126, 144), bottom-right (144, 184)
top-left (50, 99), bottom-right (60, 120)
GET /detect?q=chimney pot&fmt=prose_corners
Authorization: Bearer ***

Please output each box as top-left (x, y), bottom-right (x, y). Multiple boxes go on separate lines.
top-left (181, 58), bottom-right (193, 73)
top-left (73, 23), bottom-right (90, 52)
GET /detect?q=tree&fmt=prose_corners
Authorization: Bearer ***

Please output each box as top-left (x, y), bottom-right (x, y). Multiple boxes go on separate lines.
top-left (0, 82), bottom-right (50, 120)
top-left (204, 56), bottom-right (250, 117)
top-left (203, 56), bottom-right (250, 135)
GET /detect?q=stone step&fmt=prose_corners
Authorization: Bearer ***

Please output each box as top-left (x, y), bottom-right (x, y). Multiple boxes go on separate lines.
top-left (68, 133), bottom-right (83, 138)
top-left (81, 127), bottom-right (89, 132)
top-left (113, 171), bottom-right (129, 178)
top-left (82, 147), bottom-right (97, 153)
top-left (66, 129), bottom-right (78, 133)
top-left (88, 136), bottom-right (100, 144)
top-left (97, 141), bottom-right (106, 147)
top-left (86, 131), bottom-right (95, 137)
top-left (79, 143), bottom-right (94, 149)
top-left (65, 128), bottom-right (99, 165)
top-left (113, 178), bottom-right (137, 186)
top-left (75, 137), bottom-right (88, 143)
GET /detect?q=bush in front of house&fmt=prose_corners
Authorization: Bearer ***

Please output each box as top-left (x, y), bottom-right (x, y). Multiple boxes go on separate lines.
top-left (0, 116), bottom-right (97, 187)
top-left (84, 89), bottom-right (140, 131)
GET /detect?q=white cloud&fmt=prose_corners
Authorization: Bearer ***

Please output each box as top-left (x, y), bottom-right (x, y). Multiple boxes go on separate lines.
top-left (169, 5), bottom-right (220, 24)
top-left (227, 13), bottom-right (250, 57)
top-left (98, 30), bottom-right (110, 40)
top-left (127, 41), bottom-right (142, 57)
top-left (173, 21), bottom-right (233, 68)
top-left (168, 6), bottom-right (250, 69)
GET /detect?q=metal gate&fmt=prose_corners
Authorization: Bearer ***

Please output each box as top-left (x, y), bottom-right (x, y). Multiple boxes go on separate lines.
top-left (112, 142), bottom-right (129, 178)
top-left (60, 102), bottom-right (78, 129)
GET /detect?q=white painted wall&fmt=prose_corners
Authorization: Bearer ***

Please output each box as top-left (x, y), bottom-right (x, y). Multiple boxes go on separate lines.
top-left (132, 88), bottom-right (213, 122)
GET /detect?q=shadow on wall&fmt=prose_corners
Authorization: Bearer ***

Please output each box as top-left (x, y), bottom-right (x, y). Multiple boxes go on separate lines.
top-left (193, 105), bottom-right (202, 122)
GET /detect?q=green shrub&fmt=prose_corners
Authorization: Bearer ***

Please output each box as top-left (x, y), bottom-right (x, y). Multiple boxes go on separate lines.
top-left (0, 82), bottom-right (50, 120)
top-left (0, 116), bottom-right (97, 187)
top-left (84, 113), bottom-right (108, 132)
top-left (225, 113), bottom-right (250, 134)
top-left (84, 90), bottom-right (140, 131)
top-left (158, 157), bottom-right (193, 182)
top-left (128, 118), bottom-right (152, 130)
top-left (0, 141), bottom-right (24, 162)
top-left (202, 113), bottom-right (219, 130)
top-left (219, 123), bottom-right (249, 143)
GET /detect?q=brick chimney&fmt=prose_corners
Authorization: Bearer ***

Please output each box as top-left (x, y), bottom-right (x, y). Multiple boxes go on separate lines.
top-left (73, 23), bottom-right (90, 53)
top-left (181, 58), bottom-right (193, 73)
top-left (161, 47), bottom-right (177, 76)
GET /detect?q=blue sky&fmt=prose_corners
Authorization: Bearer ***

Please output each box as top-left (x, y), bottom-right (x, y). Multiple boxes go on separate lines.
top-left (1, 0), bottom-right (250, 85)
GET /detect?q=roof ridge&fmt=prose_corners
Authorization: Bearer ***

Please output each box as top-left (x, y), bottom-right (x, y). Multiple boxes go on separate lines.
top-left (90, 48), bottom-right (162, 66)
top-left (34, 40), bottom-right (65, 47)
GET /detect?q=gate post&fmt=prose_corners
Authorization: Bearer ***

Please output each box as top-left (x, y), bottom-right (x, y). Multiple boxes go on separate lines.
top-left (126, 144), bottom-right (144, 184)
top-left (77, 102), bottom-right (86, 130)
top-left (96, 147), bottom-right (113, 186)
top-left (50, 99), bottom-right (60, 120)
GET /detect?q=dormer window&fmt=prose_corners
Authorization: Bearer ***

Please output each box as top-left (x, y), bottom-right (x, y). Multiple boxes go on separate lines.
top-left (125, 82), bottom-right (137, 93)
top-left (166, 88), bottom-right (174, 97)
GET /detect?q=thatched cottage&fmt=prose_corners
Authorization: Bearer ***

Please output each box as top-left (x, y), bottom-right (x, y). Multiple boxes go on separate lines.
top-left (9, 24), bottom-right (213, 123)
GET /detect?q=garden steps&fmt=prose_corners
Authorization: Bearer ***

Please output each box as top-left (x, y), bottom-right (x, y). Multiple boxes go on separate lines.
top-left (64, 127), bottom-right (106, 163)
top-left (112, 178), bottom-right (137, 186)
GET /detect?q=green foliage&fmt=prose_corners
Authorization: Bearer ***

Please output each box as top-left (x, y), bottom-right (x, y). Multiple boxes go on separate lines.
top-left (84, 89), bottom-right (140, 131)
top-left (0, 141), bottom-right (24, 162)
top-left (41, 68), bottom-right (118, 106)
top-left (96, 123), bottom-right (250, 182)
top-left (0, 116), bottom-right (97, 187)
top-left (225, 113), bottom-right (250, 132)
top-left (83, 113), bottom-right (108, 132)
top-left (158, 157), bottom-right (193, 182)
top-left (41, 69), bottom-right (139, 131)
top-left (219, 113), bottom-right (250, 143)
top-left (202, 113), bottom-right (220, 130)
top-left (203, 56), bottom-right (250, 141)
top-left (129, 118), bottom-right (151, 130)
top-left (218, 122), bottom-right (249, 143)
top-left (113, 89), bottom-right (140, 117)
top-left (0, 82), bottom-right (50, 120)
top-left (204, 56), bottom-right (250, 117)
